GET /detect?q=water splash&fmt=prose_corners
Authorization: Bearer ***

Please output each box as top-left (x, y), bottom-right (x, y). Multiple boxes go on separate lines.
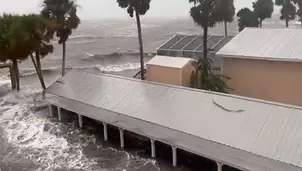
top-left (0, 76), bottom-right (159, 171)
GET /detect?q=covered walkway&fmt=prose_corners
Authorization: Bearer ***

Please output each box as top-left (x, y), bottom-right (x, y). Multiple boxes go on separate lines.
top-left (45, 70), bottom-right (302, 171)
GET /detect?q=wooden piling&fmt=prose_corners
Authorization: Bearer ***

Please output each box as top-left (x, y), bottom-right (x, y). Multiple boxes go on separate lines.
top-left (78, 114), bottom-right (83, 128)
top-left (172, 146), bottom-right (177, 167)
top-left (217, 162), bottom-right (223, 171)
top-left (48, 104), bottom-right (54, 117)
top-left (57, 107), bottom-right (62, 121)
top-left (0, 63), bottom-right (16, 90)
top-left (103, 123), bottom-right (108, 141)
top-left (119, 128), bottom-right (124, 149)
top-left (151, 139), bottom-right (156, 158)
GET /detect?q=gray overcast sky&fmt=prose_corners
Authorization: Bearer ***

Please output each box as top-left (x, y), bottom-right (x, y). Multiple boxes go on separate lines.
top-left (0, 0), bottom-right (263, 20)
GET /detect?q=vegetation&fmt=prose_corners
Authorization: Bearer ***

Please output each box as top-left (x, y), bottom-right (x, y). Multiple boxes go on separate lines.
top-left (0, 14), bottom-right (54, 90)
top-left (24, 14), bottom-right (55, 89)
top-left (293, 0), bottom-right (302, 27)
top-left (41, 0), bottom-right (80, 76)
top-left (237, 8), bottom-right (259, 32)
top-left (190, 58), bottom-right (229, 93)
top-left (189, 0), bottom-right (233, 92)
top-left (117, 0), bottom-right (151, 80)
top-left (275, 0), bottom-right (296, 27)
top-left (216, 0), bottom-right (235, 37)
top-left (253, 0), bottom-right (274, 27)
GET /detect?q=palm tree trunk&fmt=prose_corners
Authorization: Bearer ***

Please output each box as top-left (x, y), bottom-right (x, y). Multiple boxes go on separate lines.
top-left (31, 53), bottom-right (46, 90)
top-left (260, 19), bottom-right (263, 28)
top-left (31, 54), bottom-right (38, 71)
top-left (135, 10), bottom-right (145, 80)
top-left (285, 0), bottom-right (289, 28)
top-left (286, 16), bottom-right (289, 28)
top-left (202, 25), bottom-right (209, 89)
top-left (224, 21), bottom-right (228, 37)
top-left (300, 9), bottom-right (302, 28)
top-left (62, 41), bottom-right (66, 76)
top-left (12, 59), bottom-right (20, 91)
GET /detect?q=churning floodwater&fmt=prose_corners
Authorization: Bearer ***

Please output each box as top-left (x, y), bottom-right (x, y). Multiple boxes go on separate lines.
top-left (0, 17), bottom-right (297, 171)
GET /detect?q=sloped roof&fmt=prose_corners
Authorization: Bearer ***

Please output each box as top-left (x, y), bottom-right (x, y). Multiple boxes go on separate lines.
top-left (217, 28), bottom-right (302, 62)
top-left (46, 70), bottom-right (302, 170)
top-left (147, 55), bottom-right (193, 68)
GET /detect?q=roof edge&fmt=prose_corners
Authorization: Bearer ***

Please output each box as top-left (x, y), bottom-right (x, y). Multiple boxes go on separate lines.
top-left (217, 54), bottom-right (302, 63)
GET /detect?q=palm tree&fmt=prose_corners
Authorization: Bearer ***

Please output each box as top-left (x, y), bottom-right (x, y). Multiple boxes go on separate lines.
top-left (41, 0), bottom-right (80, 76)
top-left (253, 0), bottom-right (274, 27)
top-left (275, 0), bottom-right (296, 27)
top-left (189, 0), bottom-right (219, 87)
top-left (0, 14), bottom-right (32, 91)
top-left (216, 0), bottom-right (235, 37)
top-left (237, 8), bottom-right (260, 32)
top-left (293, 0), bottom-right (302, 27)
top-left (23, 14), bottom-right (54, 89)
top-left (117, 0), bottom-right (151, 80)
top-left (189, 0), bottom-right (232, 91)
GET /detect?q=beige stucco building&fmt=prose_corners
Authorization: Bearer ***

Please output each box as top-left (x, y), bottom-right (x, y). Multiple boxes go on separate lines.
top-left (146, 55), bottom-right (194, 87)
top-left (217, 28), bottom-right (302, 106)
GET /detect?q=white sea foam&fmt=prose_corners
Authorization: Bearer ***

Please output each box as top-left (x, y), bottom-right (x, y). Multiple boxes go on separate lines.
top-left (95, 62), bottom-right (141, 72)
top-left (0, 78), bottom-right (98, 170)
top-left (0, 72), bottom-right (158, 171)
top-left (19, 62), bottom-right (142, 77)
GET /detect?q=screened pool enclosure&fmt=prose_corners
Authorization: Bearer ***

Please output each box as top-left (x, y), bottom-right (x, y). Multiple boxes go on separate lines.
top-left (156, 34), bottom-right (233, 69)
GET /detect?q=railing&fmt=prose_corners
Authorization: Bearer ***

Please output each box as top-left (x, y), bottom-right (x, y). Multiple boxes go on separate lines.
top-left (0, 62), bottom-right (17, 90)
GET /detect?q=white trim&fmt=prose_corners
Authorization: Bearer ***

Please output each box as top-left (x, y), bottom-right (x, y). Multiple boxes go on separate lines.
top-left (181, 35), bottom-right (200, 50)
top-left (156, 34), bottom-right (177, 51)
top-left (211, 36), bottom-right (226, 50)
top-left (194, 35), bottom-right (212, 51)
top-left (169, 35), bottom-right (187, 50)
top-left (218, 54), bottom-right (302, 63)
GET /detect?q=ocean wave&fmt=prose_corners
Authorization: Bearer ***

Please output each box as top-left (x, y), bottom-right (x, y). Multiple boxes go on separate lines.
top-left (0, 105), bottom-right (98, 170)
top-left (67, 40), bottom-right (96, 44)
top-left (69, 33), bottom-right (136, 40)
top-left (95, 62), bottom-right (142, 72)
top-left (20, 67), bottom-right (58, 77)
top-left (0, 78), bottom-right (159, 171)
top-left (0, 80), bottom-right (97, 170)
top-left (19, 51), bottom-right (155, 77)
top-left (18, 62), bottom-right (145, 77)
top-left (85, 51), bottom-right (156, 59)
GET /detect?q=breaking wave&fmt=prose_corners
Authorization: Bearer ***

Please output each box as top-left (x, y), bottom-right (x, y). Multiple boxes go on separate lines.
top-left (0, 78), bottom-right (96, 170)
top-left (0, 75), bottom-right (159, 171)
top-left (19, 62), bottom-right (143, 77)
top-left (84, 51), bottom-right (156, 59)
top-left (17, 51), bottom-right (155, 77)
top-left (68, 33), bottom-right (137, 40)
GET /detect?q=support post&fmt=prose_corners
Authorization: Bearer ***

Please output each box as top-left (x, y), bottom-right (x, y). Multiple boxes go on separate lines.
top-left (217, 162), bottom-right (223, 171)
top-left (78, 114), bottom-right (83, 128)
top-left (151, 139), bottom-right (156, 158)
top-left (48, 104), bottom-right (53, 117)
top-left (119, 128), bottom-right (124, 149)
top-left (57, 107), bottom-right (62, 121)
top-left (172, 146), bottom-right (177, 167)
top-left (9, 65), bottom-right (16, 90)
top-left (103, 123), bottom-right (108, 141)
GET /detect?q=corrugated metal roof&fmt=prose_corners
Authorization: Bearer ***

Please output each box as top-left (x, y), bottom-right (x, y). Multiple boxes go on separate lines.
top-left (217, 28), bottom-right (302, 62)
top-left (46, 70), bottom-right (302, 169)
top-left (147, 55), bottom-right (193, 68)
